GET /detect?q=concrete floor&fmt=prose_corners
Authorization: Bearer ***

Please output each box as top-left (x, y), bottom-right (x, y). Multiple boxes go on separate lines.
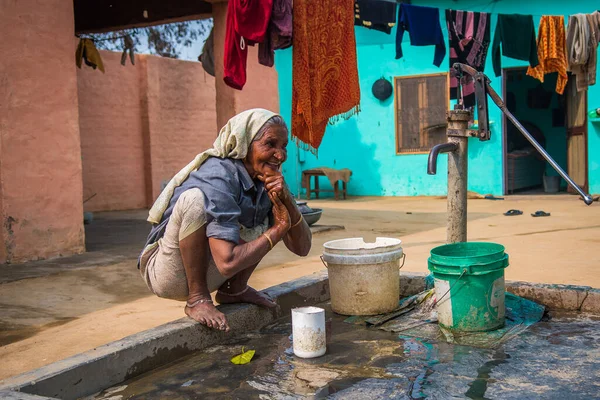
top-left (85, 304), bottom-right (600, 400)
top-left (1, 194), bottom-right (599, 380)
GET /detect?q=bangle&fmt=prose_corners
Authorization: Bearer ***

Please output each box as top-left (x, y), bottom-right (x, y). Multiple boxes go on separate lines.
top-left (263, 232), bottom-right (274, 250)
top-left (291, 216), bottom-right (304, 228)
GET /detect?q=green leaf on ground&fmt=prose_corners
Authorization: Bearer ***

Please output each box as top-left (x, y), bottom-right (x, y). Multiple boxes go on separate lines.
top-left (230, 347), bottom-right (256, 365)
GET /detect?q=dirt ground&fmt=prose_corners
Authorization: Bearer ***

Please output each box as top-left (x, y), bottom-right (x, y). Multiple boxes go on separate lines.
top-left (1, 194), bottom-right (599, 380)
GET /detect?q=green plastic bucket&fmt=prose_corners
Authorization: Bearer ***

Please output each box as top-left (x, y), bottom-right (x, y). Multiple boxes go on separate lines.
top-left (428, 242), bottom-right (509, 332)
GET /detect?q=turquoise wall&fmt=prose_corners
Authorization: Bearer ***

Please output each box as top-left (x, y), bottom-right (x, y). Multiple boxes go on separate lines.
top-left (277, 0), bottom-right (600, 197)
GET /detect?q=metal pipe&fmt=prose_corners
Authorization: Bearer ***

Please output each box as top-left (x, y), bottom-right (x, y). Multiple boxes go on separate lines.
top-left (485, 82), bottom-right (594, 205)
top-left (447, 136), bottom-right (468, 243)
top-left (427, 143), bottom-right (458, 175)
top-left (445, 108), bottom-right (471, 243)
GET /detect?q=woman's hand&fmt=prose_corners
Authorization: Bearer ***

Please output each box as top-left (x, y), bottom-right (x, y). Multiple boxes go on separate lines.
top-left (261, 172), bottom-right (311, 257)
top-left (269, 191), bottom-right (290, 233)
top-left (262, 171), bottom-right (290, 203)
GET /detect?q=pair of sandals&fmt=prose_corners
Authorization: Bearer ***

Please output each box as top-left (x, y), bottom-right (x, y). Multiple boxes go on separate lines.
top-left (504, 209), bottom-right (550, 217)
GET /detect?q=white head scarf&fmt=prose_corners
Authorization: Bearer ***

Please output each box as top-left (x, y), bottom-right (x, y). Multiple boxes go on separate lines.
top-left (147, 108), bottom-right (279, 224)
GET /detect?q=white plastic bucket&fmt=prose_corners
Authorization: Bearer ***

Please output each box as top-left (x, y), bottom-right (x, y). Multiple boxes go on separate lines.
top-left (292, 307), bottom-right (326, 358)
top-left (322, 237), bottom-right (404, 316)
top-left (543, 175), bottom-right (560, 193)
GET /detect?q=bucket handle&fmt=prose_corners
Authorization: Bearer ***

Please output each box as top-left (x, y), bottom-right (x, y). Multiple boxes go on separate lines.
top-left (399, 253), bottom-right (406, 269)
top-left (320, 255), bottom-right (328, 268)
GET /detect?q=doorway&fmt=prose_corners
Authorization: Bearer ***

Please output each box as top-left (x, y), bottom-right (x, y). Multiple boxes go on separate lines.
top-left (565, 80), bottom-right (589, 193)
top-left (502, 68), bottom-right (588, 195)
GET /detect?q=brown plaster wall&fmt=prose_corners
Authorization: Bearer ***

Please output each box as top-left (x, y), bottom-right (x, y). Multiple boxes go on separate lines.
top-left (141, 55), bottom-right (217, 202)
top-left (78, 52), bottom-right (217, 209)
top-left (78, 51), bottom-right (147, 212)
top-left (0, 0), bottom-right (85, 263)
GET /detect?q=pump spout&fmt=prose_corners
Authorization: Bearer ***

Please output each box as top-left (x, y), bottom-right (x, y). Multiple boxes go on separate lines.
top-left (427, 143), bottom-right (458, 175)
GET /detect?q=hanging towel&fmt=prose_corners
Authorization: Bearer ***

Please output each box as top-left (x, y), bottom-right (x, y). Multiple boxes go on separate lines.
top-left (492, 14), bottom-right (539, 77)
top-left (527, 16), bottom-right (568, 95)
top-left (292, 0), bottom-right (360, 151)
top-left (446, 9), bottom-right (490, 108)
top-left (75, 38), bottom-right (105, 73)
top-left (396, 4), bottom-right (446, 67)
top-left (223, 0), bottom-right (273, 90)
top-left (259, 0), bottom-right (293, 67)
top-left (586, 11), bottom-right (600, 88)
top-left (199, 27), bottom-right (215, 76)
top-left (354, 0), bottom-right (397, 35)
top-left (566, 14), bottom-right (590, 91)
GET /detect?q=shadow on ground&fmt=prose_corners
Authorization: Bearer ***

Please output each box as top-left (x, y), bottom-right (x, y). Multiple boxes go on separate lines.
top-left (0, 203), bottom-right (491, 349)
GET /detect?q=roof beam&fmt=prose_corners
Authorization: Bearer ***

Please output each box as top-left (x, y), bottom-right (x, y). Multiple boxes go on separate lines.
top-left (74, 0), bottom-right (212, 34)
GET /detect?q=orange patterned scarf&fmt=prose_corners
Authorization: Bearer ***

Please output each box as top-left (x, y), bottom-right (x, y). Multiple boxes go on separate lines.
top-left (292, 0), bottom-right (361, 151)
top-left (526, 16), bottom-right (568, 94)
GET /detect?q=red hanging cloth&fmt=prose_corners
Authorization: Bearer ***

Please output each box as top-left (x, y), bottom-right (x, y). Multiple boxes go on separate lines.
top-left (224, 0), bottom-right (273, 90)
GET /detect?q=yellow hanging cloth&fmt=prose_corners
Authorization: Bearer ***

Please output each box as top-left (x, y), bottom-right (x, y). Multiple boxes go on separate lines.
top-left (75, 38), bottom-right (105, 73)
top-left (526, 16), bottom-right (567, 94)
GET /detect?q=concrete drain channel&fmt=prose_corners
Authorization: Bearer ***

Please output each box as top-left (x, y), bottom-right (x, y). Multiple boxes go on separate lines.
top-left (1, 272), bottom-right (600, 399)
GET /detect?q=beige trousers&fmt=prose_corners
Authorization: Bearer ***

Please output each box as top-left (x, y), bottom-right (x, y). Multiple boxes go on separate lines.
top-left (139, 188), bottom-right (268, 301)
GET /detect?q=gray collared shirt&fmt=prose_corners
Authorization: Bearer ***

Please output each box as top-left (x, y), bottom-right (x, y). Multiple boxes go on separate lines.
top-left (143, 157), bottom-right (272, 249)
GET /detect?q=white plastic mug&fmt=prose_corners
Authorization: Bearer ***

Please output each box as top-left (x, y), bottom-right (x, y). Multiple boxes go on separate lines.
top-left (291, 307), bottom-right (326, 358)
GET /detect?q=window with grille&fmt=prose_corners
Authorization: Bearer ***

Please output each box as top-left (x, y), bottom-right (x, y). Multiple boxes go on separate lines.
top-left (394, 73), bottom-right (449, 153)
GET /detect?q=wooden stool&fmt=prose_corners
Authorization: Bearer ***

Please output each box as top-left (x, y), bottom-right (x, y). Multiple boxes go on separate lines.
top-left (302, 169), bottom-right (348, 200)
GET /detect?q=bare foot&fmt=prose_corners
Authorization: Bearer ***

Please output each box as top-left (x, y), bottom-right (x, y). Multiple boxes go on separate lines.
top-left (185, 301), bottom-right (230, 332)
top-left (216, 286), bottom-right (277, 309)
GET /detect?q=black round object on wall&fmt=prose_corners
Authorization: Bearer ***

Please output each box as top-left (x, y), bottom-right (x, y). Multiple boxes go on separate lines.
top-left (372, 78), bottom-right (393, 101)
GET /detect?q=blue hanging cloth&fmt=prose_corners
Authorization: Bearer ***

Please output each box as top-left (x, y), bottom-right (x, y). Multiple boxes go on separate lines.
top-left (395, 4), bottom-right (446, 67)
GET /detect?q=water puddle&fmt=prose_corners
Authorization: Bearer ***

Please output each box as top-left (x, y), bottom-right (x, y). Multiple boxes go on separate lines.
top-left (85, 308), bottom-right (600, 400)
top-left (464, 350), bottom-right (510, 399)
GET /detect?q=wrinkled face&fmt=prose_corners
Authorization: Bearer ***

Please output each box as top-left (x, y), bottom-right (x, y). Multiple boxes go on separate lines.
top-left (244, 125), bottom-right (288, 179)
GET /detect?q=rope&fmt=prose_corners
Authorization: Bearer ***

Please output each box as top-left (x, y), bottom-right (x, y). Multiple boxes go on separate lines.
top-left (433, 269), bottom-right (467, 309)
top-left (76, 33), bottom-right (130, 42)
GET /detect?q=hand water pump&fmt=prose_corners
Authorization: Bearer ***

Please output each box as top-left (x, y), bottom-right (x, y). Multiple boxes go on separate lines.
top-left (427, 63), bottom-right (594, 244)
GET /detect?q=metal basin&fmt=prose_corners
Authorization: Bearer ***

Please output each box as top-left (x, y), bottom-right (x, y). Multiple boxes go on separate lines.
top-left (303, 208), bottom-right (322, 226)
top-left (295, 200), bottom-right (312, 214)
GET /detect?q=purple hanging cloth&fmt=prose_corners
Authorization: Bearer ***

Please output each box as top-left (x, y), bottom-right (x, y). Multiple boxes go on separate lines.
top-left (259, 0), bottom-right (293, 67)
top-left (446, 9), bottom-right (491, 108)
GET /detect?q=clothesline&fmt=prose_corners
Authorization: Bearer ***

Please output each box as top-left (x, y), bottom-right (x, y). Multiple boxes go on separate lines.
top-left (355, 1), bottom-right (599, 105)
top-left (371, 0), bottom-right (598, 18)
top-left (75, 33), bottom-right (130, 42)
top-left (362, 0), bottom-right (600, 56)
